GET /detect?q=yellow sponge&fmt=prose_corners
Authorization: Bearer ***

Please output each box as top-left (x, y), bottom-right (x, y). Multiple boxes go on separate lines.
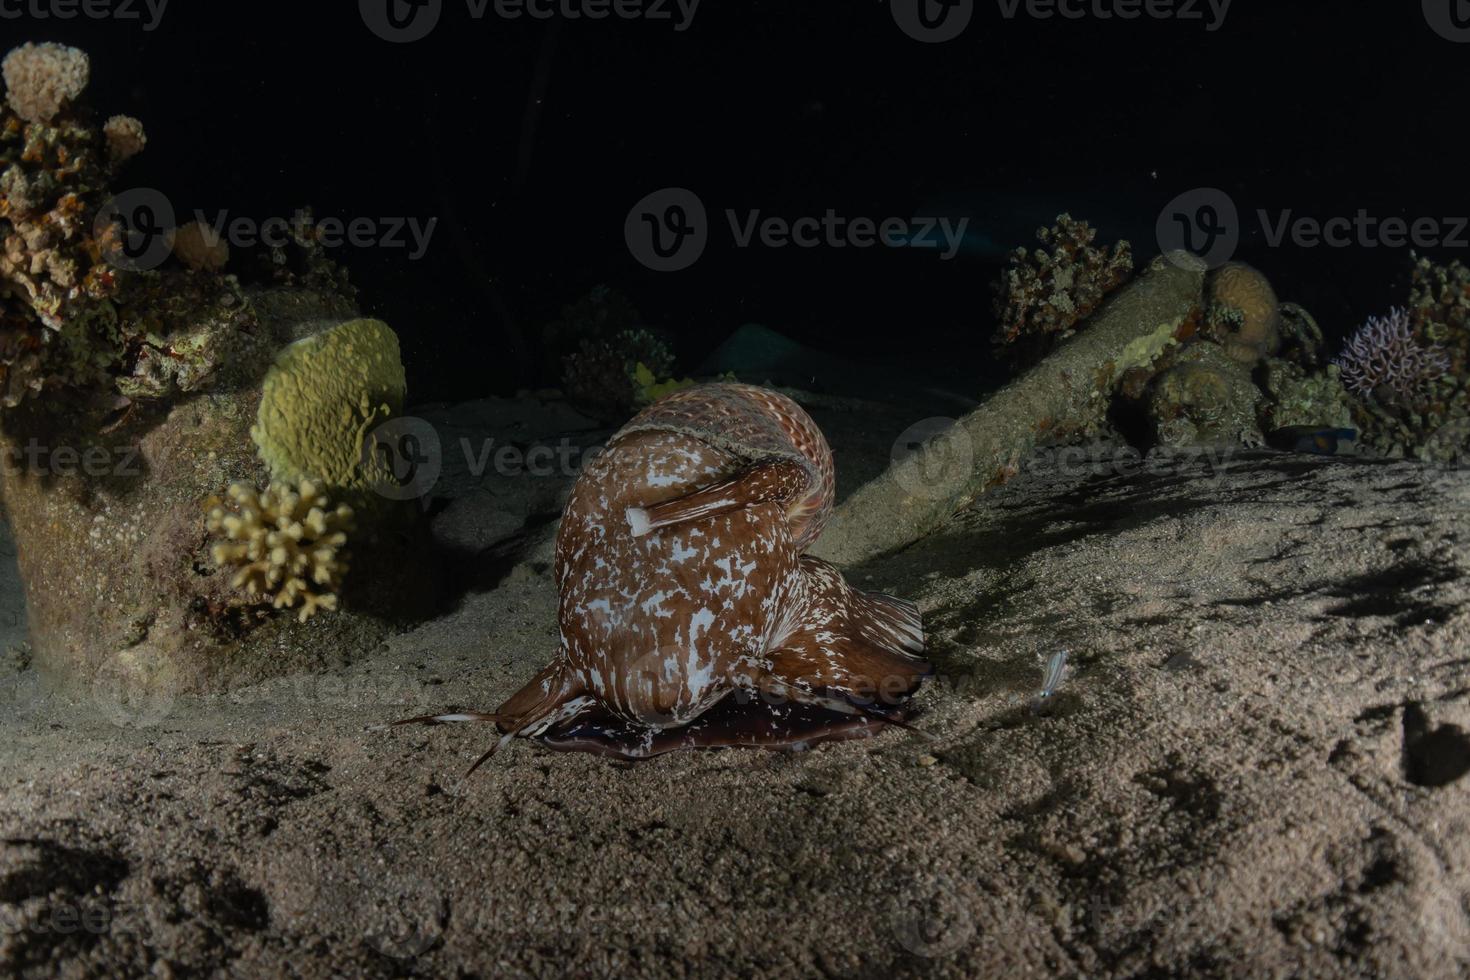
top-left (250, 318), bottom-right (406, 490)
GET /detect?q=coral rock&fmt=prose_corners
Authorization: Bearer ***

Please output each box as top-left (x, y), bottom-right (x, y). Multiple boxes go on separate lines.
top-left (207, 481), bottom-right (353, 623)
top-left (1206, 262), bottom-right (1282, 364)
top-left (171, 220), bottom-right (229, 272)
top-left (1, 43), bottom-right (88, 124)
top-left (992, 213), bottom-right (1133, 365)
top-left (102, 114), bottom-right (146, 164)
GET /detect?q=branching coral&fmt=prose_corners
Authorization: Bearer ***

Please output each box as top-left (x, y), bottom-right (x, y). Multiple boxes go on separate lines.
top-left (1333, 308), bottom-right (1448, 400)
top-left (992, 213), bottom-right (1133, 362)
top-left (207, 481), bottom-right (353, 623)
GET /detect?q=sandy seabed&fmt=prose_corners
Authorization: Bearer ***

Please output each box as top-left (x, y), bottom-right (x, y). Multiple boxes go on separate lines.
top-left (0, 396), bottom-right (1467, 978)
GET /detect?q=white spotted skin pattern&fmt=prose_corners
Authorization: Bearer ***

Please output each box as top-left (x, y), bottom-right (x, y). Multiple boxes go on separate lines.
top-left (556, 429), bottom-right (805, 728)
top-left (479, 381), bottom-right (928, 757)
top-left (617, 383), bottom-right (835, 550)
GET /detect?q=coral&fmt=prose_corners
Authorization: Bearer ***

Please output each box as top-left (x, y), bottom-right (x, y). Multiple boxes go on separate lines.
top-left (206, 481), bottom-right (353, 623)
top-left (171, 220), bottom-right (229, 272)
top-left (633, 361), bottom-right (698, 405)
top-left (0, 43), bottom-right (141, 407)
top-left (102, 114), bottom-right (145, 164)
top-left (1, 42), bottom-right (88, 124)
top-left (1342, 256), bottom-right (1470, 461)
top-left (1333, 308), bottom-right (1447, 400)
top-left (1147, 342), bottom-right (1264, 449)
top-left (251, 318), bottom-right (406, 489)
top-left (1260, 358), bottom-right (1352, 432)
top-left (1205, 262), bottom-right (1281, 364)
top-left (992, 213), bottom-right (1133, 363)
top-left (542, 284), bottom-right (642, 378)
top-left (561, 327), bottom-right (675, 420)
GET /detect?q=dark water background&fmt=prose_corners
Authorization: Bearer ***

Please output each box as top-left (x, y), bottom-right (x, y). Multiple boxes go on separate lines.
top-left (45, 0), bottom-right (1457, 402)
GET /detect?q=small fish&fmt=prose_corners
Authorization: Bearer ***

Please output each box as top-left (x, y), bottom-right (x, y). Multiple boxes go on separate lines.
top-left (1030, 649), bottom-right (1070, 716)
top-left (1266, 426), bottom-right (1357, 456)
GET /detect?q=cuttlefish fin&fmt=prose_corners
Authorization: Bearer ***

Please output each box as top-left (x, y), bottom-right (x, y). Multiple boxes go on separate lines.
top-left (625, 458), bottom-right (809, 537)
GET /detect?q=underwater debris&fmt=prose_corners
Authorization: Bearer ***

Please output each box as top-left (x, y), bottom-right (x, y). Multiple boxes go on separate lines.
top-left (207, 481), bottom-right (353, 623)
top-left (1030, 649), bottom-right (1069, 716)
top-left (1, 42), bottom-right (87, 124)
top-left (992, 213), bottom-right (1133, 363)
top-left (814, 252), bottom-right (1206, 566)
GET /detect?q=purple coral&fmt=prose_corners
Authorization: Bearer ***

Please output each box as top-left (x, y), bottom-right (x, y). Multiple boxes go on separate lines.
top-left (1333, 308), bottom-right (1449, 399)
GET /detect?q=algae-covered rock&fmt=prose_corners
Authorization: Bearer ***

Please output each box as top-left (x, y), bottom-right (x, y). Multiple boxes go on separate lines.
top-left (813, 251), bottom-right (1206, 566)
top-left (0, 291), bottom-right (439, 694)
top-left (1260, 357), bottom-right (1352, 432)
